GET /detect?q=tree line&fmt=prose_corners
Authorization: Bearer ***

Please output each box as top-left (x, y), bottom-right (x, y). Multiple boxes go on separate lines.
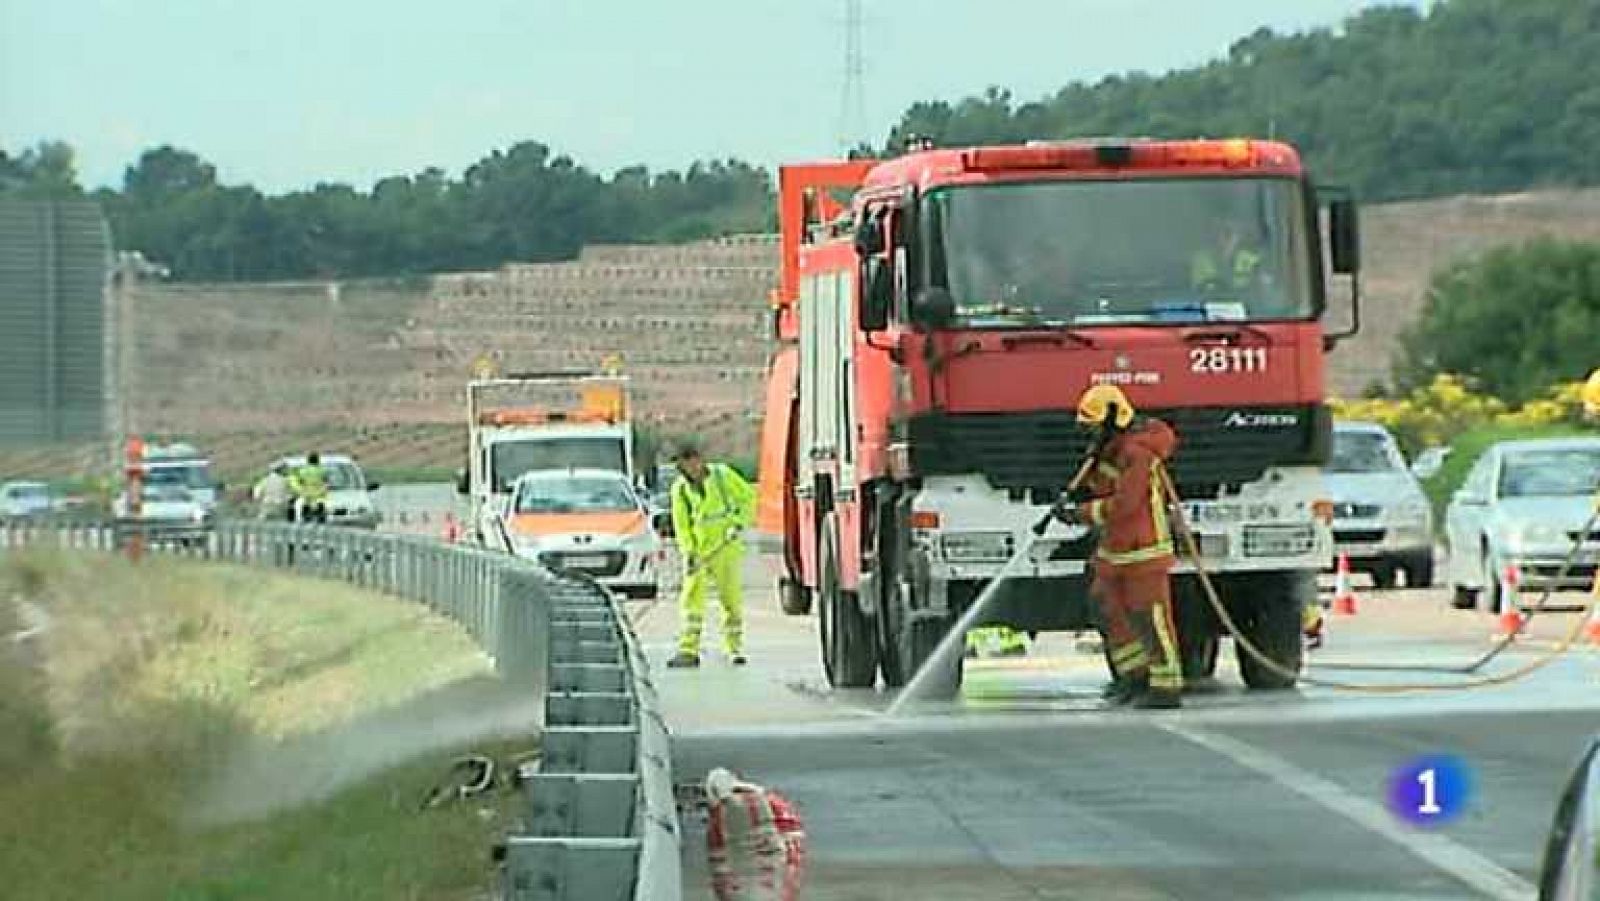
top-left (3, 0), bottom-right (1597, 281)
top-left (1, 142), bottom-right (772, 281)
top-left (887, 0), bottom-right (1600, 201)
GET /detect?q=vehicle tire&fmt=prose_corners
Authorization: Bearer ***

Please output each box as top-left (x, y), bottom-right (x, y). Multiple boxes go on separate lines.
top-left (1234, 573), bottom-right (1306, 691)
top-left (1175, 585), bottom-right (1220, 681)
top-left (1403, 553), bottom-right (1435, 589)
top-left (778, 577), bottom-right (812, 616)
top-left (818, 513), bottom-right (877, 688)
top-left (1480, 548), bottom-right (1503, 614)
top-left (874, 506), bottom-right (909, 688)
top-left (898, 616), bottom-right (962, 700)
top-left (1370, 561), bottom-right (1397, 591)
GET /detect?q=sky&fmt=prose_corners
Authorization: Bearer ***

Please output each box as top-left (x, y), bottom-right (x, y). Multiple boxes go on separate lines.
top-left (1, 0), bottom-right (1414, 192)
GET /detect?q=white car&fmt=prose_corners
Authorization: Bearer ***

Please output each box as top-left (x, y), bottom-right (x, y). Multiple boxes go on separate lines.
top-left (501, 468), bottom-right (661, 599)
top-left (271, 454), bottom-right (381, 529)
top-left (0, 481), bottom-right (53, 521)
top-left (1445, 437), bottom-right (1600, 611)
top-left (1324, 422), bottom-right (1435, 588)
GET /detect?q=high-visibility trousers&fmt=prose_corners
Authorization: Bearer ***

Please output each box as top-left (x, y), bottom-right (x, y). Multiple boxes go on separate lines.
top-left (678, 542), bottom-right (744, 655)
top-left (1090, 563), bottom-right (1182, 693)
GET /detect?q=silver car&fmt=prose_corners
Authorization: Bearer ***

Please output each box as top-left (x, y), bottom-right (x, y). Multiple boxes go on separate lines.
top-left (1325, 422), bottom-right (1436, 588)
top-left (1444, 437), bottom-right (1600, 611)
top-left (0, 480), bottom-right (53, 521)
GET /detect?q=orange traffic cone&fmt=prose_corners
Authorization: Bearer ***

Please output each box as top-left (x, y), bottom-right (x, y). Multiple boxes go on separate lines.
top-left (1331, 553), bottom-right (1359, 616)
top-left (1582, 596), bottom-right (1600, 646)
top-left (1495, 564), bottom-right (1525, 636)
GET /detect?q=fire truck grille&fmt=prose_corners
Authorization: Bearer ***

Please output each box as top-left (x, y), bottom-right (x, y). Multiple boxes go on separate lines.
top-left (906, 404), bottom-right (1330, 497)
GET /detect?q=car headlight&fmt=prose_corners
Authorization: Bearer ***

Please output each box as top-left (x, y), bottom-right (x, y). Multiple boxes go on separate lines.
top-left (624, 530), bottom-right (657, 552)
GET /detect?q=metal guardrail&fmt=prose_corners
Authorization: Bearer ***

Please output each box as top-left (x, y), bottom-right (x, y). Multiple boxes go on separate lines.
top-left (0, 519), bottom-right (681, 901)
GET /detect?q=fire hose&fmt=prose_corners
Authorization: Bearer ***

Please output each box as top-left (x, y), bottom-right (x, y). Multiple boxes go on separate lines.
top-left (1160, 473), bottom-right (1600, 693)
top-left (1022, 457), bottom-right (1600, 694)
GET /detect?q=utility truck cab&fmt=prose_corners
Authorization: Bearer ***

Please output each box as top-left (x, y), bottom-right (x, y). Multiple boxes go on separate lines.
top-left (460, 373), bottom-right (635, 545)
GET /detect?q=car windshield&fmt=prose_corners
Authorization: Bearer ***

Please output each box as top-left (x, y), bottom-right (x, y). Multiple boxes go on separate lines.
top-left (1329, 432), bottom-right (1400, 474)
top-left (1499, 448), bottom-right (1600, 498)
top-left (491, 438), bottom-right (625, 493)
top-left (144, 465), bottom-right (211, 490)
top-left (927, 176), bottom-right (1314, 326)
top-left (323, 462), bottom-right (363, 491)
top-left (515, 476), bottom-right (637, 514)
top-left (10, 483), bottom-right (49, 500)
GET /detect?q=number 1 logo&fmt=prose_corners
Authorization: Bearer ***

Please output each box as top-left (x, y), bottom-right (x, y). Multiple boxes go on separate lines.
top-left (1388, 755), bottom-right (1472, 826)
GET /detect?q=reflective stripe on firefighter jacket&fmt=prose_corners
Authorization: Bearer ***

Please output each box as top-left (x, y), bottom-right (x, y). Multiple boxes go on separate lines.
top-left (1077, 418), bottom-right (1179, 571)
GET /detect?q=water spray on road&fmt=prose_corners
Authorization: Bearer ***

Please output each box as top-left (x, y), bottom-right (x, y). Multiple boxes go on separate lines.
top-left (886, 521), bottom-right (1083, 716)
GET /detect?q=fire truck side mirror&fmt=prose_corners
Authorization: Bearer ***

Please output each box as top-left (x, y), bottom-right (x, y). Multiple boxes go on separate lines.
top-left (1329, 197), bottom-right (1360, 275)
top-left (455, 468), bottom-right (469, 496)
top-left (853, 216), bottom-right (886, 257)
top-left (910, 287), bottom-right (956, 330)
top-left (860, 257), bottom-right (891, 332)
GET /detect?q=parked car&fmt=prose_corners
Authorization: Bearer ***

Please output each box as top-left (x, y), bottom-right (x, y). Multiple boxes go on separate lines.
top-left (0, 480), bottom-right (54, 522)
top-left (500, 468), bottom-right (661, 599)
top-left (1444, 437), bottom-right (1600, 611)
top-left (1324, 422), bottom-right (1435, 588)
top-left (269, 454), bottom-right (381, 529)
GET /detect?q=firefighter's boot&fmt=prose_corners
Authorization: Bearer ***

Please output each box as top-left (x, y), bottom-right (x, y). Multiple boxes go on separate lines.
top-left (1101, 674), bottom-right (1147, 706)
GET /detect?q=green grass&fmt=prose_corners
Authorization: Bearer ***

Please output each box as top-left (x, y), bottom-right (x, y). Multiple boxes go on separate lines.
top-left (0, 551), bottom-right (531, 901)
top-left (1423, 423), bottom-right (1597, 518)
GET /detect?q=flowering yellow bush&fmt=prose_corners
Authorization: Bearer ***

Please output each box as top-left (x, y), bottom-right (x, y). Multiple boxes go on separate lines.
top-left (1331, 374), bottom-right (1589, 453)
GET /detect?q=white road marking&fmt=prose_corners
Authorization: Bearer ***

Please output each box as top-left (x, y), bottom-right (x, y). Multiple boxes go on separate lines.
top-left (1161, 722), bottom-right (1536, 901)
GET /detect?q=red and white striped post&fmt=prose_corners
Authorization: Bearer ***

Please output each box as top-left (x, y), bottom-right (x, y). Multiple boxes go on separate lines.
top-left (123, 436), bottom-right (145, 563)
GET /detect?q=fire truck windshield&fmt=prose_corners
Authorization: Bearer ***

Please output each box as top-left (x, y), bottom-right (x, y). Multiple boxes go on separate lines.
top-left (926, 176), bottom-right (1315, 327)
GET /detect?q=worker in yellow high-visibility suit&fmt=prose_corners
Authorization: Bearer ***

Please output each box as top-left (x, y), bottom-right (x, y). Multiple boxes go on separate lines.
top-left (667, 445), bottom-right (756, 669)
top-left (288, 452), bottom-right (330, 524)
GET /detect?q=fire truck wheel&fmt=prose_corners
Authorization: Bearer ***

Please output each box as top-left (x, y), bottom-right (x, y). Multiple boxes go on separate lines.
top-left (1181, 633), bottom-right (1220, 681)
top-left (1175, 583), bottom-right (1220, 680)
top-left (778, 578), bottom-right (812, 616)
top-left (874, 510), bottom-right (912, 688)
top-left (1235, 576), bottom-right (1305, 691)
top-left (901, 618), bottom-right (962, 700)
top-left (818, 514), bottom-right (877, 688)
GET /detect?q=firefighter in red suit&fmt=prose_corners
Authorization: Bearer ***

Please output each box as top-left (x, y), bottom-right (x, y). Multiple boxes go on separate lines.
top-left (1052, 384), bottom-right (1184, 709)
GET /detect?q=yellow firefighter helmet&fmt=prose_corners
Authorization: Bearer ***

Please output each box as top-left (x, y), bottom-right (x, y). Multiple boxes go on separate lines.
top-left (1077, 384), bottom-right (1136, 429)
top-left (1584, 368), bottom-right (1600, 417)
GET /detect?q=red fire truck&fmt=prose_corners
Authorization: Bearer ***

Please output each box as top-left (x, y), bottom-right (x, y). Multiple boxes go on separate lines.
top-left (754, 138), bottom-right (1362, 697)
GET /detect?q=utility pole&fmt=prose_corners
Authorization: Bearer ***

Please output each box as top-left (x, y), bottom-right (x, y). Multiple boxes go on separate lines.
top-left (837, 0), bottom-right (867, 153)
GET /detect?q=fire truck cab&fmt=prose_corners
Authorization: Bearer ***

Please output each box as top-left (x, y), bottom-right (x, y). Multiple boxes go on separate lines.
top-left (756, 138), bottom-right (1362, 696)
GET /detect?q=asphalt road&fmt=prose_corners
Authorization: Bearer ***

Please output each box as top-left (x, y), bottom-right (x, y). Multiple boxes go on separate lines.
top-left (635, 551), bottom-right (1600, 900)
